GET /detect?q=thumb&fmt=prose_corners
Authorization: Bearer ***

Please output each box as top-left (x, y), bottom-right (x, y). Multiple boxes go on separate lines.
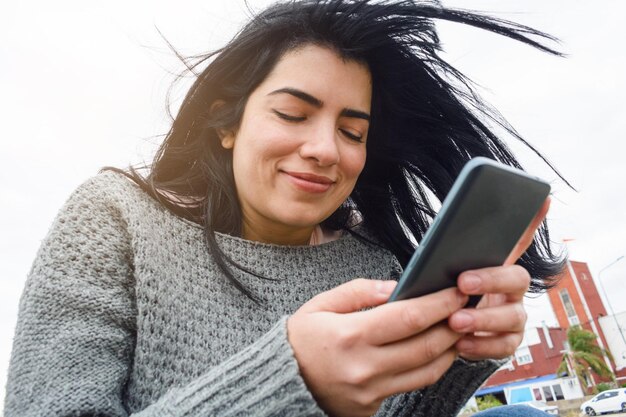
top-left (299, 278), bottom-right (397, 314)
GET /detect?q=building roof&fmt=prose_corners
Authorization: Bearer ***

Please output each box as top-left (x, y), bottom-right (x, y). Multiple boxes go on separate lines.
top-left (476, 374), bottom-right (558, 396)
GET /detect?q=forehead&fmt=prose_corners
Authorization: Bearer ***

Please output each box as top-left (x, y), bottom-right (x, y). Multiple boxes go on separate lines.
top-left (253, 44), bottom-right (372, 108)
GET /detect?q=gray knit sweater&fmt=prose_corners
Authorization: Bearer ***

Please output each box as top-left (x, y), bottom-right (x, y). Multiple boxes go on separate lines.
top-left (5, 172), bottom-right (498, 416)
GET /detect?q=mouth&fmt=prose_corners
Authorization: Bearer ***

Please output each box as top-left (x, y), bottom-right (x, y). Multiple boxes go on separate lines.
top-left (281, 170), bottom-right (335, 193)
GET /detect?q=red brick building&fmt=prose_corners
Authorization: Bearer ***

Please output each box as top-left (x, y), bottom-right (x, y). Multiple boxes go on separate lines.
top-left (486, 326), bottom-right (567, 387)
top-left (548, 261), bottom-right (607, 342)
top-left (473, 260), bottom-right (626, 405)
top-left (549, 261), bottom-right (626, 381)
top-left (475, 325), bottom-right (583, 404)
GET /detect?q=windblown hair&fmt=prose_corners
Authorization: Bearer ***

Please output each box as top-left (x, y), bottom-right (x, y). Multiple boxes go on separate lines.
top-left (109, 0), bottom-right (567, 301)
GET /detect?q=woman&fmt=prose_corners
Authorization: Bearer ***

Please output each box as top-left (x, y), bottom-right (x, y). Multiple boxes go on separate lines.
top-left (5, 1), bottom-right (564, 416)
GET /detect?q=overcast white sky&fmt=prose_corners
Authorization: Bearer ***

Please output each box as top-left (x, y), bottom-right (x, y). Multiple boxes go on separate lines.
top-left (2, 0), bottom-right (625, 407)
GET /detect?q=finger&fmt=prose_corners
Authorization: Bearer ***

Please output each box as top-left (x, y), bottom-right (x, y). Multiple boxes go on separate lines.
top-left (474, 293), bottom-right (506, 310)
top-left (374, 323), bottom-right (461, 374)
top-left (504, 197), bottom-right (551, 265)
top-left (360, 287), bottom-right (468, 345)
top-left (299, 279), bottom-right (397, 314)
top-left (457, 265), bottom-right (530, 300)
top-left (456, 332), bottom-right (524, 361)
top-left (378, 348), bottom-right (458, 398)
top-left (448, 303), bottom-right (527, 334)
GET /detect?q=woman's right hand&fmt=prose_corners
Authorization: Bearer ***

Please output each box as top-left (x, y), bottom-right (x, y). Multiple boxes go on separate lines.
top-left (287, 279), bottom-right (468, 417)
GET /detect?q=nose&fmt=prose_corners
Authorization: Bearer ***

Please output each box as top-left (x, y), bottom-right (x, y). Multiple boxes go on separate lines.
top-left (298, 122), bottom-right (340, 166)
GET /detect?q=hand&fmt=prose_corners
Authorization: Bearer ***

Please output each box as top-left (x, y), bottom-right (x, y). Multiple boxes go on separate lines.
top-left (287, 279), bottom-right (468, 417)
top-left (448, 198), bottom-right (551, 360)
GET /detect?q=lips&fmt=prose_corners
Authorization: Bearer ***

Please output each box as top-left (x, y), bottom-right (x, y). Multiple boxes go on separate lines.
top-left (282, 170), bottom-right (335, 193)
top-left (285, 171), bottom-right (334, 184)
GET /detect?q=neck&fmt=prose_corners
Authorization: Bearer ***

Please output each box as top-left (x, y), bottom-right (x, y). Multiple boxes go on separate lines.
top-left (242, 218), bottom-right (315, 246)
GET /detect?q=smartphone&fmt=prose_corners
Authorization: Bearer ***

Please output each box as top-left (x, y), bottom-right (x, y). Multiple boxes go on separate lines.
top-left (387, 157), bottom-right (550, 305)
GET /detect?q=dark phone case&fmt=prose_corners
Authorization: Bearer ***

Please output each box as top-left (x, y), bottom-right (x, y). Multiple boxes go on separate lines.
top-left (388, 157), bottom-right (550, 305)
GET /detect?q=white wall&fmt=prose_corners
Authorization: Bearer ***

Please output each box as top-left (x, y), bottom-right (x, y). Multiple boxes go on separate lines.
top-left (598, 312), bottom-right (626, 371)
top-left (520, 327), bottom-right (542, 347)
top-left (504, 376), bottom-right (584, 404)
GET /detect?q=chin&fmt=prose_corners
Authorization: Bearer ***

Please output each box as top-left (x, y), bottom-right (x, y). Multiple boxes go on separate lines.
top-left (273, 206), bottom-right (335, 228)
top-left (278, 216), bottom-right (326, 229)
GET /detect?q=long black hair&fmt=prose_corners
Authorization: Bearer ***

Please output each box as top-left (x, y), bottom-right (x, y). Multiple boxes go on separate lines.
top-left (108, 0), bottom-right (567, 301)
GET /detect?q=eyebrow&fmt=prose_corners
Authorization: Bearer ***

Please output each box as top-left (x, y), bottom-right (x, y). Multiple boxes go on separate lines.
top-left (268, 87), bottom-right (370, 121)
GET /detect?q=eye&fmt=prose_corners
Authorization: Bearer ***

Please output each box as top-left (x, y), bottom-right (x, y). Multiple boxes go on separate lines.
top-left (339, 128), bottom-right (364, 143)
top-left (272, 109), bottom-right (306, 122)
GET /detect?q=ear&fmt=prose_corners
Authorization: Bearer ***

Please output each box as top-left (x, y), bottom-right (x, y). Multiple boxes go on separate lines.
top-left (210, 99), bottom-right (236, 149)
top-left (219, 130), bottom-right (235, 149)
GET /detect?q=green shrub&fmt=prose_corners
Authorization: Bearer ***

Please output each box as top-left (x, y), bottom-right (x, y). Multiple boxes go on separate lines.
top-left (476, 395), bottom-right (503, 411)
top-left (595, 382), bottom-right (613, 393)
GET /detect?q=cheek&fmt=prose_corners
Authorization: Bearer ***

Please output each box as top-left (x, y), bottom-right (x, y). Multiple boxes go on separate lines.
top-left (230, 129), bottom-right (298, 193)
top-left (343, 147), bottom-right (367, 182)
top-left (235, 122), bottom-right (297, 165)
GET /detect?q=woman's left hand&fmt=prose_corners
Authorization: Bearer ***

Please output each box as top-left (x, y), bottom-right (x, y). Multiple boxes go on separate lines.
top-left (448, 264), bottom-right (531, 360)
top-left (448, 197), bottom-right (551, 361)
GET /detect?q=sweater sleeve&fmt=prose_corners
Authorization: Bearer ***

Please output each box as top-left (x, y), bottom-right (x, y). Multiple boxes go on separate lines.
top-left (5, 179), bottom-right (138, 416)
top-left (4, 179), bottom-right (327, 417)
top-left (375, 357), bottom-right (500, 417)
top-left (134, 316), bottom-right (326, 417)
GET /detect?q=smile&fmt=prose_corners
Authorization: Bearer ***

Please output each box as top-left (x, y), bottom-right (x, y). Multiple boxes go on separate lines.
top-left (282, 171), bottom-right (335, 193)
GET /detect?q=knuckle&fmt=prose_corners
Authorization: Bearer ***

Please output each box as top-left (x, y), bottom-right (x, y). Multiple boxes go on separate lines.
top-left (401, 307), bottom-right (427, 331)
top-left (511, 265), bottom-right (531, 285)
top-left (334, 326), bottom-right (361, 350)
top-left (350, 278), bottom-right (373, 298)
top-left (345, 363), bottom-right (375, 387)
top-left (482, 268), bottom-right (496, 283)
top-left (419, 336), bottom-right (440, 362)
top-left (505, 336), bottom-right (522, 356)
top-left (360, 277), bottom-right (376, 290)
top-left (514, 304), bottom-right (528, 327)
top-left (353, 390), bottom-right (382, 411)
top-left (352, 277), bottom-right (369, 288)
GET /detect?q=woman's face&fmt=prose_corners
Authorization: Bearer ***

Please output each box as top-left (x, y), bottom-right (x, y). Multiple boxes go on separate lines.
top-left (220, 44), bottom-right (371, 244)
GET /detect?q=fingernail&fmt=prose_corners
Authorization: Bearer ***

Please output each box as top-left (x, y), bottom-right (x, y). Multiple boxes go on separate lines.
top-left (377, 280), bottom-right (397, 295)
top-left (452, 311), bottom-right (474, 331)
top-left (462, 274), bottom-right (481, 291)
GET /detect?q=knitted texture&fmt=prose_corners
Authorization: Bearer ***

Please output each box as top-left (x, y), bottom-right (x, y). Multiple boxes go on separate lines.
top-left (5, 172), bottom-right (499, 416)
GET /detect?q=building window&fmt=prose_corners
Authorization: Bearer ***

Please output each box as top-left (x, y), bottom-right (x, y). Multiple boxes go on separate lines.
top-left (533, 388), bottom-right (542, 401)
top-left (510, 387), bottom-right (533, 403)
top-left (515, 346), bottom-right (533, 365)
top-left (542, 386), bottom-right (554, 402)
top-left (559, 289), bottom-right (580, 325)
top-left (552, 384), bottom-right (565, 400)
